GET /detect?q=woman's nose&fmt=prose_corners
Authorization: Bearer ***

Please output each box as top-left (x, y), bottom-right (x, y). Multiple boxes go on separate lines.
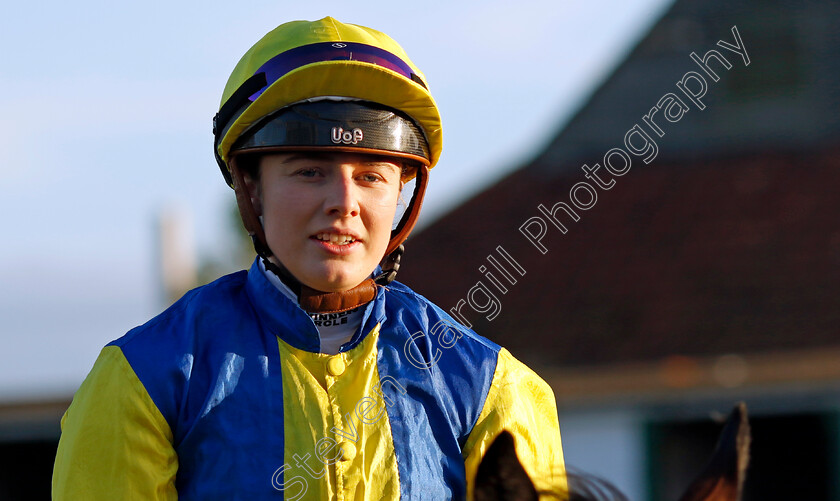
top-left (324, 175), bottom-right (360, 217)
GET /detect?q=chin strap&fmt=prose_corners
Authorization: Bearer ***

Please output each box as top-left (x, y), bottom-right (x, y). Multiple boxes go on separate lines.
top-left (260, 255), bottom-right (301, 295)
top-left (374, 244), bottom-right (403, 285)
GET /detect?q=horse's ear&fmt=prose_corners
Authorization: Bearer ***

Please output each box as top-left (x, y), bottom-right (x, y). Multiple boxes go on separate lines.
top-left (475, 430), bottom-right (539, 501)
top-left (678, 402), bottom-right (751, 501)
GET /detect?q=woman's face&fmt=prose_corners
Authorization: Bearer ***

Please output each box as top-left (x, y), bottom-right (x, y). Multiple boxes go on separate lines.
top-left (246, 152), bottom-right (402, 292)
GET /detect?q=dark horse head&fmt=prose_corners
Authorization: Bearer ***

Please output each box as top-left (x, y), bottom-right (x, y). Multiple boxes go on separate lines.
top-left (475, 403), bottom-right (750, 501)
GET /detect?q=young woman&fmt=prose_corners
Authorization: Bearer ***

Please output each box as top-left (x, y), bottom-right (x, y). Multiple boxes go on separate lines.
top-left (53, 17), bottom-right (566, 500)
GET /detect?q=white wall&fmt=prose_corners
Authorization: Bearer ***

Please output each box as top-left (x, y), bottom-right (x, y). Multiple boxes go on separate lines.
top-left (559, 407), bottom-right (647, 500)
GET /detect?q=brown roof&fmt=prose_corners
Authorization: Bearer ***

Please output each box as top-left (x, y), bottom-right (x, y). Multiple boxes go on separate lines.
top-left (399, 149), bottom-right (840, 369)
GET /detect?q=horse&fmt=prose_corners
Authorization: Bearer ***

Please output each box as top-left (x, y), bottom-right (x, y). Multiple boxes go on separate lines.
top-left (474, 402), bottom-right (751, 501)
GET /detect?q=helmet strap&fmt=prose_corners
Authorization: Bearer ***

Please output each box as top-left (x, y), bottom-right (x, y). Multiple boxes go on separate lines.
top-left (230, 155), bottom-right (270, 257)
top-left (384, 164), bottom-right (428, 256)
top-left (375, 244), bottom-right (404, 285)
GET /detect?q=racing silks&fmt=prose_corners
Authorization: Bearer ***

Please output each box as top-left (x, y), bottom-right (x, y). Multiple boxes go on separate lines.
top-left (53, 258), bottom-right (565, 500)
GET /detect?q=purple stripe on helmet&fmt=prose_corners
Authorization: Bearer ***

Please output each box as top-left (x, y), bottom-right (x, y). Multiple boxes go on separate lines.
top-left (248, 41), bottom-right (423, 101)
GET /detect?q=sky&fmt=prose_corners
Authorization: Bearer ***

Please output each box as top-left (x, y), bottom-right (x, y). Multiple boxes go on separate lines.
top-left (0, 0), bottom-right (672, 400)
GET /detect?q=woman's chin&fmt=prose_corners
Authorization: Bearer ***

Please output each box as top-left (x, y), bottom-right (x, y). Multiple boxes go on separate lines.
top-left (297, 267), bottom-right (370, 293)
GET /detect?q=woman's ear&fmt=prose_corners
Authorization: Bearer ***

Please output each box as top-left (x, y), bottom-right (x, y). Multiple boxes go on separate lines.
top-left (398, 162), bottom-right (412, 192)
top-left (242, 173), bottom-right (263, 216)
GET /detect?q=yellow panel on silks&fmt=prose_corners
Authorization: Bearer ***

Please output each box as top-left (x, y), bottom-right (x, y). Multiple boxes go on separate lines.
top-left (462, 348), bottom-right (568, 500)
top-left (53, 346), bottom-right (178, 500)
top-left (277, 324), bottom-right (400, 500)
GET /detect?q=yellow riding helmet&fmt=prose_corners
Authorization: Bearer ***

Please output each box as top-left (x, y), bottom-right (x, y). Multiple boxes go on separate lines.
top-left (213, 16), bottom-right (442, 186)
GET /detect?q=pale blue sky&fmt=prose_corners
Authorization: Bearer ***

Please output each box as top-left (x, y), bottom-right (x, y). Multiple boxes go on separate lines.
top-left (0, 0), bottom-right (671, 399)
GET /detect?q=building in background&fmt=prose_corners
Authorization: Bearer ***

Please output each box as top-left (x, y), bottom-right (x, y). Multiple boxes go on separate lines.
top-left (156, 205), bottom-right (198, 307)
top-left (400, 0), bottom-right (840, 499)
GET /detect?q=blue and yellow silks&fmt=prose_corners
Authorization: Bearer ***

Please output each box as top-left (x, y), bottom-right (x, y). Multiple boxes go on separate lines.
top-left (53, 258), bottom-right (565, 500)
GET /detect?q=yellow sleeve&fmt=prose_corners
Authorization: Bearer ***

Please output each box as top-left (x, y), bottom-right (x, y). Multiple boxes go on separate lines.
top-left (52, 345), bottom-right (178, 500)
top-left (463, 348), bottom-right (566, 500)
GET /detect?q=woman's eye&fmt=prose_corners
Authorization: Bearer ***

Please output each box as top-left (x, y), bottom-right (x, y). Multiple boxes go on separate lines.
top-left (296, 168), bottom-right (319, 178)
top-left (360, 173), bottom-right (382, 183)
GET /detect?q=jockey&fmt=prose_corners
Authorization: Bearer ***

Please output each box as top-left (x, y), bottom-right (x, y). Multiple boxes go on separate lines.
top-left (53, 17), bottom-right (566, 500)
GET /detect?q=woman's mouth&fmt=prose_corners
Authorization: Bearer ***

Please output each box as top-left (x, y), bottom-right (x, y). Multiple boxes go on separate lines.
top-left (314, 232), bottom-right (356, 245)
top-left (310, 231), bottom-right (361, 255)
